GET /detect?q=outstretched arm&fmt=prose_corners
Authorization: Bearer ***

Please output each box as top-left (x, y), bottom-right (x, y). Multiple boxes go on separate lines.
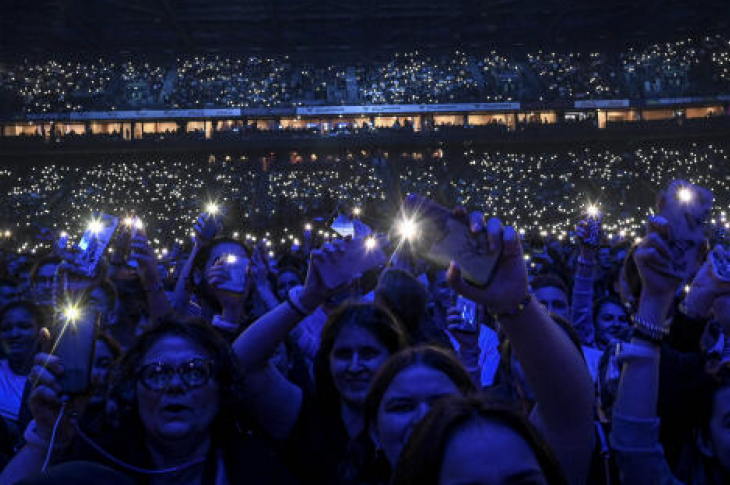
top-left (448, 215), bottom-right (594, 485)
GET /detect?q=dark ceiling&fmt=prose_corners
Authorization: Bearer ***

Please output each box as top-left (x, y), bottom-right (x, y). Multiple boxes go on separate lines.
top-left (0, 0), bottom-right (727, 57)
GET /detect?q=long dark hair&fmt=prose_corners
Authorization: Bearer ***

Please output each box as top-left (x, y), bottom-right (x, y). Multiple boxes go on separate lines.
top-left (392, 395), bottom-right (569, 485)
top-left (345, 346), bottom-right (477, 484)
top-left (313, 302), bottom-right (407, 415)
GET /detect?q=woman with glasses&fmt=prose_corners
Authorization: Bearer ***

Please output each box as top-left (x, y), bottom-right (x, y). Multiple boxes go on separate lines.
top-left (0, 318), bottom-right (297, 485)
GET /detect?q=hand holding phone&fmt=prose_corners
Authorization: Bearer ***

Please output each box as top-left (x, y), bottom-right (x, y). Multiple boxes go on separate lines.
top-left (655, 180), bottom-right (713, 281)
top-left (70, 215), bottom-right (119, 278)
top-left (312, 236), bottom-right (388, 292)
top-left (194, 212), bottom-right (222, 244)
top-left (212, 254), bottom-right (248, 294)
top-left (400, 194), bottom-right (499, 287)
top-left (53, 305), bottom-right (98, 395)
top-left (576, 217), bottom-right (602, 248)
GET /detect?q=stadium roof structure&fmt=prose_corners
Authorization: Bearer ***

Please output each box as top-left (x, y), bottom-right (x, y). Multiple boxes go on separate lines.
top-left (0, 0), bottom-right (727, 56)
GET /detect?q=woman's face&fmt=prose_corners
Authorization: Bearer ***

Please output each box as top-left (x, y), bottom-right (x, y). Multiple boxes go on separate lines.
top-left (329, 324), bottom-right (390, 407)
top-left (708, 385), bottom-right (730, 473)
top-left (438, 419), bottom-right (548, 485)
top-left (595, 302), bottom-right (629, 348)
top-left (136, 336), bottom-right (219, 445)
top-left (276, 271), bottom-right (302, 301)
top-left (0, 307), bottom-right (39, 363)
top-left (374, 364), bottom-right (461, 466)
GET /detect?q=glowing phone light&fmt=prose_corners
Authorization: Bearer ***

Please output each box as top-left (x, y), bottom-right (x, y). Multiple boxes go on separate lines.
top-left (677, 187), bottom-right (693, 203)
top-left (398, 218), bottom-right (418, 241)
top-left (63, 304), bottom-right (80, 323)
top-left (226, 254), bottom-right (237, 264)
top-left (206, 203), bottom-right (220, 215)
top-left (365, 237), bottom-right (377, 250)
top-left (586, 205), bottom-right (600, 218)
top-left (88, 220), bottom-right (103, 235)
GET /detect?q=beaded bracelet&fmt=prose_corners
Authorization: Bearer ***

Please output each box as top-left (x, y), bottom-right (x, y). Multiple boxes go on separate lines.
top-left (632, 314), bottom-right (670, 343)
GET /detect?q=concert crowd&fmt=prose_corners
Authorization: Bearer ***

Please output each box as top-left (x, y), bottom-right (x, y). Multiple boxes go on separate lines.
top-left (0, 138), bottom-right (727, 484)
top-left (2, 35), bottom-right (730, 114)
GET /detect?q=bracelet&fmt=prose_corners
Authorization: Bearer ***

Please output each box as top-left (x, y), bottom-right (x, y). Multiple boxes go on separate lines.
top-left (212, 315), bottom-right (239, 333)
top-left (632, 314), bottom-right (670, 343)
top-left (490, 294), bottom-right (533, 322)
top-left (287, 286), bottom-right (312, 317)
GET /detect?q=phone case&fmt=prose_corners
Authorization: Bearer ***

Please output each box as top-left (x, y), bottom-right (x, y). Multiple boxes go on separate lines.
top-left (402, 194), bottom-right (498, 287)
top-left (216, 256), bottom-right (247, 293)
top-left (315, 236), bottom-right (388, 291)
top-left (53, 313), bottom-right (97, 395)
top-left (73, 215), bottom-right (119, 277)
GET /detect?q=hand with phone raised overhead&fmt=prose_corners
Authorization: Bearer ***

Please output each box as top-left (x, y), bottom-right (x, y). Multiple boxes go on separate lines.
top-left (446, 210), bottom-right (528, 317)
top-left (298, 235), bottom-right (387, 312)
top-left (634, 216), bottom-right (684, 299)
top-left (655, 179), bottom-right (713, 281)
top-left (193, 212), bottom-right (222, 247)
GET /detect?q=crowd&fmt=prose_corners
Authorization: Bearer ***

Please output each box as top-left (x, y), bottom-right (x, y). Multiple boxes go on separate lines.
top-left (0, 139), bottom-right (728, 484)
top-left (2, 35), bottom-right (730, 114)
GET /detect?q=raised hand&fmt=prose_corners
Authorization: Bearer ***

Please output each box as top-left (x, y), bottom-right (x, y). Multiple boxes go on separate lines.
top-left (634, 216), bottom-right (683, 299)
top-left (193, 214), bottom-right (222, 246)
top-left (447, 213), bottom-right (528, 316)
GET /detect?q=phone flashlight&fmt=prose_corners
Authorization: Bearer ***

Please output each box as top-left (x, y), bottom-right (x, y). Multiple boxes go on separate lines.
top-left (353, 207), bottom-right (361, 216)
top-left (365, 237), bottom-right (377, 250)
top-left (225, 254), bottom-right (237, 264)
top-left (305, 223), bottom-right (312, 231)
top-left (586, 205), bottom-right (600, 218)
top-left (88, 220), bottom-right (103, 235)
top-left (398, 218), bottom-right (418, 241)
top-left (63, 304), bottom-right (81, 323)
top-left (206, 203), bottom-right (220, 215)
top-left (677, 187), bottom-right (693, 203)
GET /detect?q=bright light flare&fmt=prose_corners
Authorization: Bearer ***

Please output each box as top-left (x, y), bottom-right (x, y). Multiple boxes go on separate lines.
top-left (88, 220), bottom-right (103, 235)
top-left (365, 237), bottom-right (377, 250)
top-left (63, 304), bottom-right (80, 323)
top-left (206, 203), bottom-right (220, 215)
top-left (225, 254), bottom-right (237, 264)
top-left (398, 218), bottom-right (418, 241)
top-left (586, 204), bottom-right (600, 218)
top-left (677, 187), bottom-right (693, 203)
top-left (353, 207), bottom-right (361, 216)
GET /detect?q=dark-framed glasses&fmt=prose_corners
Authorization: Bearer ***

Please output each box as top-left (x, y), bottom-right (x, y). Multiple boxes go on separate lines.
top-left (137, 358), bottom-right (215, 391)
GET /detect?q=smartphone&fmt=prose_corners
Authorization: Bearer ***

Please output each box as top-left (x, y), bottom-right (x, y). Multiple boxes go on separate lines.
top-left (73, 215), bottom-right (119, 277)
top-left (216, 254), bottom-right (247, 293)
top-left (455, 296), bottom-right (479, 333)
top-left (655, 181), bottom-right (713, 279)
top-left (53, 307), bottom-right (98, 395)
top-left (401, 194), bottom-right (499, 287)
top-left (126, 218), bottom-right (148, 269)
top-left (314, 236), bottom-right (388, 291)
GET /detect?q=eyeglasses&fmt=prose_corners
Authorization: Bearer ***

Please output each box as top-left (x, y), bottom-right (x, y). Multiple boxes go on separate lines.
top-left (136, 359), bottom-right (215, 391)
